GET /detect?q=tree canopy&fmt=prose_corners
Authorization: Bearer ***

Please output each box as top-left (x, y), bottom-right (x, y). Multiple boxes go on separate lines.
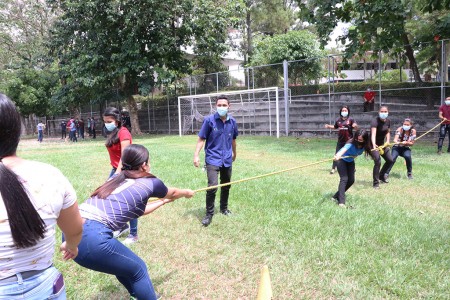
top-left (250, 30), bottom-right (323, 85)
top-left (298, 0), bottom-right (450, 83)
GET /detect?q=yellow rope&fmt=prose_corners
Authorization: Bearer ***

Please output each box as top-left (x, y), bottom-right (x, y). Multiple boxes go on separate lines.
top-left (148, 155), bottom-right (355, 203)
top-left (414, 119), bottom-right (445, 142)
top-left (371, 120), bottom-right (446, 153)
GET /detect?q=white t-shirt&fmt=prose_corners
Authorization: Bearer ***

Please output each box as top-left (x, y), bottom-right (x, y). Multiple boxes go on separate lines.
top-left (0, 160), bottom-right (76, 279)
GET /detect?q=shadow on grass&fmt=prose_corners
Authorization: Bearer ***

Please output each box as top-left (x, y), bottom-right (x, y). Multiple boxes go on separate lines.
top-left (152, 270), bottom-right (177, 286)
top-left (183, 207), bottom-right (205, 221)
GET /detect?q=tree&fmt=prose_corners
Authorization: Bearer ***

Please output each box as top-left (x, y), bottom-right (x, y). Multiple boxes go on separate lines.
top-left (0, 68), bottom-right (58, 116)
top-left (0, 0), bottom-right (55, 68)
top-left (249, 30), bottom-right (323, 85)
top-left (299, 0), bottom-right (424, 82)
top-left (241, 0), bottom-right (297, 63)
top-left (48, 0), bottom-right (198, 134)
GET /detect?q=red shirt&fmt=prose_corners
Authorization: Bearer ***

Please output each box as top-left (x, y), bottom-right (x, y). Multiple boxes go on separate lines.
top-left (364, 91), bottom-right (375, 102)
top-left (439, 104), bottom-right (450, 124)
top-left (107, 126), bottom-right (132, 168)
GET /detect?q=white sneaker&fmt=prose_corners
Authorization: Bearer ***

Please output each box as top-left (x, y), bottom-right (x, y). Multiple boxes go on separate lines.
top-left (123, 234), bottom-right (138, 245)
top-left (113, 224), bottom-right (130, 238)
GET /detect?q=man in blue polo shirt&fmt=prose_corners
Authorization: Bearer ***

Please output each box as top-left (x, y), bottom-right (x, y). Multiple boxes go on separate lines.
top-left (193, 95), bottom-right (238, 227)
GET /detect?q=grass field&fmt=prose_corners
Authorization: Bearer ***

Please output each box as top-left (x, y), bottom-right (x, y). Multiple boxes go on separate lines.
top-left (18, 135), bottom-right (449, 299)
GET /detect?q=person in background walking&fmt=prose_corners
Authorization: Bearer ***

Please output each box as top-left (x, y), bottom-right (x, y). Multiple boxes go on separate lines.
top-left (36, 121), bottom-right (45, 143)
top-left (384, 118), bottom-right (416, 180)
top-left (332, 129), bottom-right (370, 208)
top-left (363, 87), bottom-right (375, 112)
top-left (69, 117), bottom-right (77, 142)
top-left (193, 95), bottom-right (238, 227)
top-left (79, 118), bottom-right (85, 139)
top-left (61, 120), bottom-right (67, 140)
top-left (91, 117), bottom-right (96, 139)
top-left (87, 118), bottom-right (92, 136)
top-left (437, 96), bottom-right (450, 154)
top-left (0, 93), bottom-right (83, 299)
top-left (370, 106), bottom-right (394, 188)
top-left (324, 105), bottom-right (358, 174)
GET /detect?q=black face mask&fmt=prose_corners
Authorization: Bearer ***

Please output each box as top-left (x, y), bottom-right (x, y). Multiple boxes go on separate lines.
top-left (357, 141), bottom-right (364, 147)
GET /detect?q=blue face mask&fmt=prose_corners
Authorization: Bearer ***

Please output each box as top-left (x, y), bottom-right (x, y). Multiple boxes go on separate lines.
top-left (341, 111), bottom-right (348, 118)
top-left (402, 125), bottom-right (411, 131)
top-left (379, 112), bottom-right (388, 119)
top-left (105, 122), bottom-right (117, 132)
top-left (217, 107), bottom-right (228, 117)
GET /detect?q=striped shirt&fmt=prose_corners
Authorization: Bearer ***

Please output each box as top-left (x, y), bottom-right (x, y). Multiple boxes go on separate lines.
top-left (79, 177), bottom-right (168, 230)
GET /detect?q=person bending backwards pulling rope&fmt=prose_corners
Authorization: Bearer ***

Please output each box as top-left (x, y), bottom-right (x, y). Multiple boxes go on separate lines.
top-left (74, 144), bottom-right (194, 300)
top-left (384, 118), bottom-right (416, 180)
top-left (332, 129), bottom-right (370, 208)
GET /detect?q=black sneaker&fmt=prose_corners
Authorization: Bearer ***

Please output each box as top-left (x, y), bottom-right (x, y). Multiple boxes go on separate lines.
top-left (201, 215), bottom-right (213, 226)
top-left (407, 173), bottom-right (413, 180)
top-left (380, 174), bottom-right (389, 183)
top-left (373, 185), bottom-right (380, 189)
top-left (220, 209), bottom-right (232, 216)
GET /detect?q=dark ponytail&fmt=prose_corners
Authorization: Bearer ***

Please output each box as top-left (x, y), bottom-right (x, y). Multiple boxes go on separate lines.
top-left (104, 107), bottom-right (122, 147)
top-left (0, 94), bottom-right (46, 248)
top-left (91, 144), bottom-right (155, 199)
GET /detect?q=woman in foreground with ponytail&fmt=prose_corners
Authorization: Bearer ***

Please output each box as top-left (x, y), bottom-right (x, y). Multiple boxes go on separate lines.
top-left (74, 144), bottom-right (194, 300)
top-left (0, 93), bottom-right (83, 299)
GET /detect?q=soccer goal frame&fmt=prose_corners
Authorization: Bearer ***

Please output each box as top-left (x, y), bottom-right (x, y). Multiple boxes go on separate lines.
top-left (178, 87), bottom-right (281, 138)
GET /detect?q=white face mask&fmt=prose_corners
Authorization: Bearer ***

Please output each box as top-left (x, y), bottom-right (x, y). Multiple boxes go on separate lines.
top-left (402, 125), bottom-right (411, 131)
top-left (341, 111), bottom-right (348, 118)
top-left (104, 122), bottom-right (117, 131)
top-left (217, 107), bottom-right (228, 117)
top-left (445, 100), bottom-right (450, 106)
top-left (379, 112), bottom-right (388, 119)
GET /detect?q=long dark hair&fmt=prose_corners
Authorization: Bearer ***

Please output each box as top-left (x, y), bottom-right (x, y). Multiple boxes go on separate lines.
top-left (91, 144), bottom-right (156, 199)
top-left (104, 107), bottom-right (122, 147)
top-left (0, 93), bottom-right (46, 248)
top-left (350, 129), bottom-right (371, 156)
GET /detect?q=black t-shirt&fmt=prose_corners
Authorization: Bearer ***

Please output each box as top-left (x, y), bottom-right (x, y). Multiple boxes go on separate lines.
top-left (334, 117), bottom-right (355, 144)
top-left (370, 117), bottom-right (390, 145)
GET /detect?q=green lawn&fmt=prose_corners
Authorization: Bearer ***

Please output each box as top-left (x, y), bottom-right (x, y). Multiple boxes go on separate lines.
top-left (18, 135), bottom-right (449, 299)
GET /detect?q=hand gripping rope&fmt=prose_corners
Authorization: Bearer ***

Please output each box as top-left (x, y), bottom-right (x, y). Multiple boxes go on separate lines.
top-left (371, 119), bottom-right (446, 154)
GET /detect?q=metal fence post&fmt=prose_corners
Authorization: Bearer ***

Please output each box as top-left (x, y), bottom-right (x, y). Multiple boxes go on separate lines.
top-left (216, 72), bottom-right (219, 92)
top-left (441, 40), bottom-right (445, 105)
top-left (328, 55), bottom-right (332, 126)
top-left (378, 50), bottom-right (382, 108)
top-left (283, 60), bottom-right (289, 136)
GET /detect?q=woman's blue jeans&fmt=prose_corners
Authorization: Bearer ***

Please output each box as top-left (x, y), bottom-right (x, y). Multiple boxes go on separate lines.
top-left (0, 266), bottom-right (66, 300)
top-left (74, 220), bottom-right (156, 300)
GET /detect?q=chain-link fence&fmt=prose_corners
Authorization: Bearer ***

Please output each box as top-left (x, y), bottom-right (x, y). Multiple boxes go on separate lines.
top-left (33, 39), bottom-right (450, 138)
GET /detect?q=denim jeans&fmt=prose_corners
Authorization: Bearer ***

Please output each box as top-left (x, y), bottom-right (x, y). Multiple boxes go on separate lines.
top-left (437, 124), bottom-right (450, 151)
top-left (0, 266), bottom-right (66, 300)
top-left (38, 130), bottom-right (43, 142)
top-left (74, 220), bottom-right (156, 300)
top-left (386, 146), bottom-right (412, 175)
